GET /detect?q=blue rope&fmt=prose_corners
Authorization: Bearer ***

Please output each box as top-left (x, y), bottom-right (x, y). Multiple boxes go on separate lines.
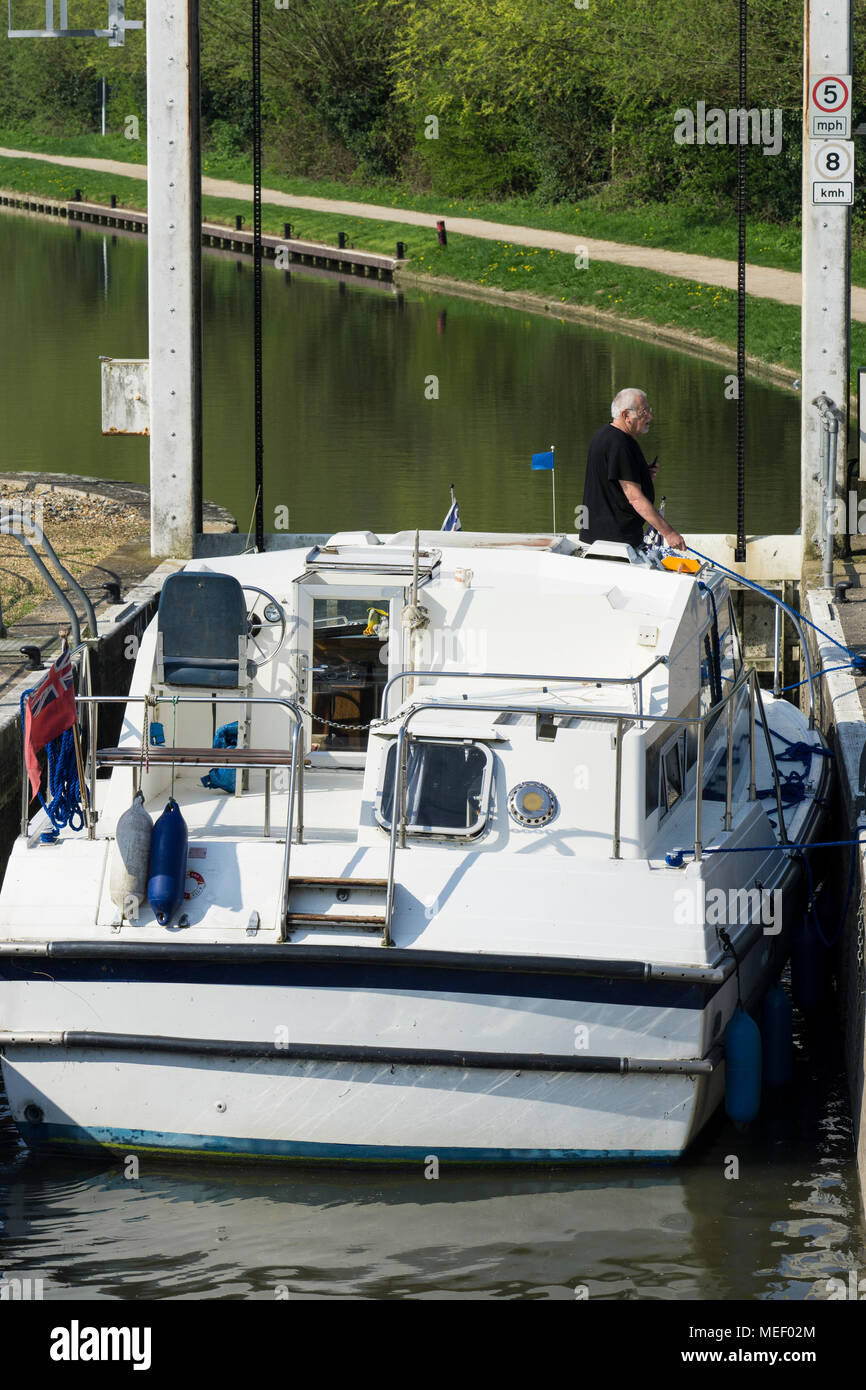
top-left (686, 546), bottom-right (866, 672)
top-left (19, 686), bottom-right (85, 838)
top-left (779, 664), bottom-right (854, 693)
top-left (673, 835), bottom-right (866, 855)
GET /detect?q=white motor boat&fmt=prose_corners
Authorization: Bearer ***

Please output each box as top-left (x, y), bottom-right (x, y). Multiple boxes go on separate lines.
top-left (0, 531), bottom-right (830, 1163)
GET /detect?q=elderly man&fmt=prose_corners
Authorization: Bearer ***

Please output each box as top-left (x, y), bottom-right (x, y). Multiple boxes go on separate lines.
top-left (579, 389), bottom-right (685, 552)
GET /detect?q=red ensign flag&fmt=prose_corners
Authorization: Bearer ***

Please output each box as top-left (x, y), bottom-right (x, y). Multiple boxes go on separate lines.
top-left (24, 649), bottom-right (77, 800)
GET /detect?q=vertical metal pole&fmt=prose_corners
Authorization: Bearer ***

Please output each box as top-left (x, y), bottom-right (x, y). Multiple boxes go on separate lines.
top-left (748, 672), bottom-right (757, 800)
top-left (384, 728), bottom-right (406, 947)
top-left (146, 0), bottom-right (203, 558)
top-left (801, 0), bottom-right (852, 569)
top-left (611, 718), bottom-right (623, 858)
top-left (694, 720), bottom-right (705, 861)
top-left (724, 692), bottom-right (735, 830)
top-left (101, 76), bottom-right (106, 136)
top-left (734, 0), bottom-right (747, 562)
top-left (252, 0), bottom-right (264, 551)
top-left (755, 679), bottom-right (789, 842)
top-left (772, 603), bottom-right (781, 696)
top-left (824, 412), bottom-right (839, 588)
top-left (264, 767), bottom-right (271, 837)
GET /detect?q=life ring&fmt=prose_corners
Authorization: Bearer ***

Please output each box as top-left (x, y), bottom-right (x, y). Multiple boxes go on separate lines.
top-left (184, 869), bottom-right (206, 900)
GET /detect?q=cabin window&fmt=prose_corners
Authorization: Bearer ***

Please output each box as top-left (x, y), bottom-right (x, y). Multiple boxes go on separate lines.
top-left (659, 734), bottom-right (685, 820)
top-left (377, 740), bottom-right (493, 837)
top-left (311, 598), bottom-right (390, 751)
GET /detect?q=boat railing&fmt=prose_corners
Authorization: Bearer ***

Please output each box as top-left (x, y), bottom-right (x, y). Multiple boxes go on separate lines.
top-left (383, 667), bottom-right (788, 941)
top-left (381, 658), bottom-right (669, 725)
top-left (22, 688), bottom-right (306, 932)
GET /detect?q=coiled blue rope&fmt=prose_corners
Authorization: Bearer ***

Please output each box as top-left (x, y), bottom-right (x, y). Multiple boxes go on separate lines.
top-left (19, 687), bottom-right (85, 838)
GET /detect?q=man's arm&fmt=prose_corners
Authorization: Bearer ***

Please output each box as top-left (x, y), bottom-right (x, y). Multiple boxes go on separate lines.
top-left (620, 480), bottom-right (685, 550)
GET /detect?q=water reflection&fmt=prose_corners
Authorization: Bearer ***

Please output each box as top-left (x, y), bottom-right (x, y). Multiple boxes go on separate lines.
top-left (0, 211), bottom-right (800, 539)
top-left (0, 1025), bottom-right (862, 1301)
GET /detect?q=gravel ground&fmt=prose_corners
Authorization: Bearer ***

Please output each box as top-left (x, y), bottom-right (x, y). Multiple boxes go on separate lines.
top-left (0, 491), bottom-right (148, 628)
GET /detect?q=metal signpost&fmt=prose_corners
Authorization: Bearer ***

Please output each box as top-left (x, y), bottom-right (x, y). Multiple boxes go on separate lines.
top-left (801, 3), bottom-right (854, 581)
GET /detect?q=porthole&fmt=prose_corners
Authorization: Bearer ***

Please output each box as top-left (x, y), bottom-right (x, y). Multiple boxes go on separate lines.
top-left (507, 781), bottom-right (558, 827)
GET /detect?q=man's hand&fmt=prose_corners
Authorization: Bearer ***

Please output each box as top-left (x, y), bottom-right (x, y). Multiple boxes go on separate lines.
top-left (649, 457), bottom-right (659, 481)
top-left (620, 479), bottom-right (685, 551)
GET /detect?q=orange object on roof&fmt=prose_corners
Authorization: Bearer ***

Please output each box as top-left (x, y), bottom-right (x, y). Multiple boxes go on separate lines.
top-left (661, 556), bottom-right (701, 575)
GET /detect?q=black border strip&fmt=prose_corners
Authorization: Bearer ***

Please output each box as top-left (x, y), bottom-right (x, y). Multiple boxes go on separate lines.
top-left (0, 940), bottom-right (728, 985)
top-left (0, 1029), bottom-right (720, 1075)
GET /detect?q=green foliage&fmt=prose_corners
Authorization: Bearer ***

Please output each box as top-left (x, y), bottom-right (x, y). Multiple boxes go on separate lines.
top-left (1, 0), bottom-right (866, 220)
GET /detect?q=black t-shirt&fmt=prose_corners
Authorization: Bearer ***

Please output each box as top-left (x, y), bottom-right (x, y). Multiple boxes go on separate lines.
top-left (579, 424), bottom-right (655, 548)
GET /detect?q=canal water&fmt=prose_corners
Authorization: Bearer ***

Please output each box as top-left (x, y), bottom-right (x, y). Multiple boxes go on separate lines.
top-left (0, 211), bottom-right (800, 538)
top-left (0, 1013), bottom-right (862, 1300)
top-left (0, 209), bottom-right (862, 1303)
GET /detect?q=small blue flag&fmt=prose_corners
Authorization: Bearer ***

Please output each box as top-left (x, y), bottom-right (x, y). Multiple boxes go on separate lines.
top-left (531, 450), bottom-right (554, 471)
top-left (441, 494), bottom-right (461, 531)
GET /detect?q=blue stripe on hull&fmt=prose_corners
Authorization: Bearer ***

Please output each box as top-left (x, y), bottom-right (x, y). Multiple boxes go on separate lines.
top-left (20, 1123), bottom-right (680, 1165)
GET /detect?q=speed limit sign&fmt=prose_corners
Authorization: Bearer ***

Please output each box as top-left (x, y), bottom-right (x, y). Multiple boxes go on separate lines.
top-left (809, 140), bottom-right (854, 204)
top-left (810, 74), bottom-right (851, 137)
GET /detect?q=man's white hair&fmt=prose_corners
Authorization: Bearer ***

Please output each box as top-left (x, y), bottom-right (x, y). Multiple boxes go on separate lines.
top-left (611, 388), bottom-right (647, 419)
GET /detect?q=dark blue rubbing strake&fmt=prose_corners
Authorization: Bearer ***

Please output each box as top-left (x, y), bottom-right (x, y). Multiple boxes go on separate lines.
top-left (147, 799), bottom-right (189, 926)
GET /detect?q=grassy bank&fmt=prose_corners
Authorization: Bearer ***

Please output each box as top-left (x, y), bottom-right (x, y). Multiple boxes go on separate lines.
top-left (2, 125), bottom-right (855, 282)
top-left (2, 149), bottom-right (862, 391)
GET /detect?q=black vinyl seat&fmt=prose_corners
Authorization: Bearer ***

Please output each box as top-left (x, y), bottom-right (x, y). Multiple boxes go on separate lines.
top-left (156, 571), bottom-right (254, 688)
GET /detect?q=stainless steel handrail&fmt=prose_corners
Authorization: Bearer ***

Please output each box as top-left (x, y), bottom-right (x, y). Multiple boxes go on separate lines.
top-left (381, 667), bottom-right (777, 939)
top-left (380, 659), bottom-right (668, 722)
top-left (24, 693), bottom-right (306, 935)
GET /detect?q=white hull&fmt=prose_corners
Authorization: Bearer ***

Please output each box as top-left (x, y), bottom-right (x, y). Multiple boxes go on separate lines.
top-left (1, 922), bottom-right (789, 1163)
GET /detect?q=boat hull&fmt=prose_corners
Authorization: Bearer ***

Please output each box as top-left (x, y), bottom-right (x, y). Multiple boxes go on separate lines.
top-left (0, 929), bottom-right (785, 1164)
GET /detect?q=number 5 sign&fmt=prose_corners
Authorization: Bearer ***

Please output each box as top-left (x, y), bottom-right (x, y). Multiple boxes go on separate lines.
top-left (809, 74), bottom-right (851, 138)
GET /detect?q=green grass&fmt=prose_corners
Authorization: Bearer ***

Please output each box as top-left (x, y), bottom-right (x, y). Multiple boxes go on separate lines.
top-left (0, 124), bottom-right (839, 280)
top-left (3, 149), bottom-right (864, 392)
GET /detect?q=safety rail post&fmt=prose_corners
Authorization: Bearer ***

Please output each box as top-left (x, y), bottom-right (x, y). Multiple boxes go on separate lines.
top-left (611, 718), bottom-right (624, 859)
top-left (748, 671), bottom-right (757, 800)
top-left (694, 719), bottom-right (705, 862)
top-left (724, 691), bottom-right (736, 831)
top-left (398, 730), bottom-right (409, 850)
top-left (85, 644), bottom-right (97, 837)
top-left (278, 717), bottom-right (304, 938)
top-left (753, 678), bottom-right (788, 843)
top-left (384, 726), bottom-right (407, 946)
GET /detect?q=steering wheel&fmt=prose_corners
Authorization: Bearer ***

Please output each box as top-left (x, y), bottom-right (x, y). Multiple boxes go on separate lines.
top-left (241, 585), bottom-right (287, 666)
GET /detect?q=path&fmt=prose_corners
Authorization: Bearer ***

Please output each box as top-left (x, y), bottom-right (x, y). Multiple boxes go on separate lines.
top-left (2, 145), bottom-right (862, 320)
